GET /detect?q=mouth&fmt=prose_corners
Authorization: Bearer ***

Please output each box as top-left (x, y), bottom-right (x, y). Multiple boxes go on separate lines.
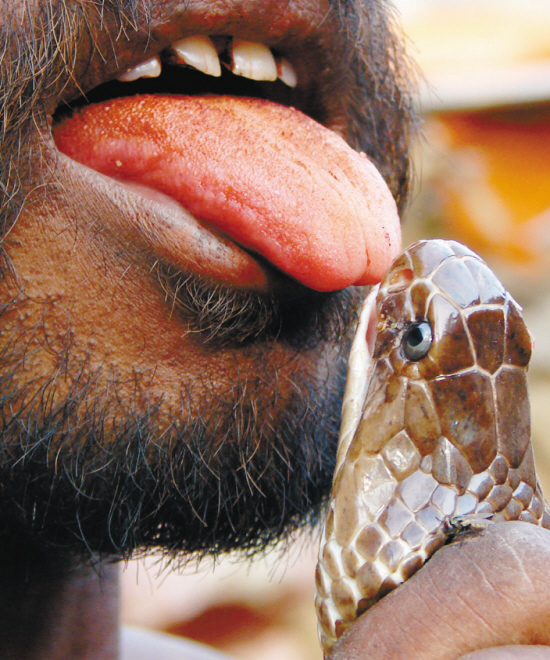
top-left (57, 36), bottom-right (304, 122)
top-left (49, 3), bottom-right (402, 298)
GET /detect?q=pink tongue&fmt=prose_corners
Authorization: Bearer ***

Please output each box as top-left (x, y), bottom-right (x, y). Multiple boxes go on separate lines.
top-left (53, 95), bottom-right (401, 292)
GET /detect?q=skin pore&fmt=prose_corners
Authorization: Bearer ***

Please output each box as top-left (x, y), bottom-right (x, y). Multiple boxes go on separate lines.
top-left (1, 0), bottom-right (550, 659)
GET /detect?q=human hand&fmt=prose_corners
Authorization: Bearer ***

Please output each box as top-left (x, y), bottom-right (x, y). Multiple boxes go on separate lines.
top-left (330, 523), bottom-right (550, 660)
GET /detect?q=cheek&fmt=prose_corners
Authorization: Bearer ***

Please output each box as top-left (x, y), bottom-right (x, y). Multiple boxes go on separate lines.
top-left (0, 196), bottom-right (194, 391)
top-left (0, 187), bottom-right (330, 427)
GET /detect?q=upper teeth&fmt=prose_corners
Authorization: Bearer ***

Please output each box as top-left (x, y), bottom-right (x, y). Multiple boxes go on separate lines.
top-left (117, 55), bottom-right (161, 82)
top-left (276, 57), bottom-right (298, 88)
top-left (230, 39), bottom-right (277, 82)
top-left (117, 37), bottom-right (297, 88)
top-left (172, 35), bottom-right (222, 78)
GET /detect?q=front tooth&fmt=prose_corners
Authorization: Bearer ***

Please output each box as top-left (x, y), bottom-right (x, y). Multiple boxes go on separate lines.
top-left (277, 57), bottom-right (298, 88)
top-left (231, 39), bottom-right (277, 81)
top-left (172, 35), bottom-right (221, 77)
top-left (118, 56), bottom-right (161, 82)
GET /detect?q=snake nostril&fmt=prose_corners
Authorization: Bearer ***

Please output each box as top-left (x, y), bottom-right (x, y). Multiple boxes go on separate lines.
top-left (386, 267), bottom-right (414, 293)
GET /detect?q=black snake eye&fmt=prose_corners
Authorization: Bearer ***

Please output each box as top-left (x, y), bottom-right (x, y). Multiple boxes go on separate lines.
top-left (402, 321), bottom-right (433, 361)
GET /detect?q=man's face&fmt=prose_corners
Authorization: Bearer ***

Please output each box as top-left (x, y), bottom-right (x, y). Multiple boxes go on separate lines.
top-left (0, 0), bottom-right (414, 559)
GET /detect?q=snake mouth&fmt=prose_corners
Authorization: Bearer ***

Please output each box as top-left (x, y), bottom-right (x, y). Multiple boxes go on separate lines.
top-left (334, 284), bottom-right (380, 474)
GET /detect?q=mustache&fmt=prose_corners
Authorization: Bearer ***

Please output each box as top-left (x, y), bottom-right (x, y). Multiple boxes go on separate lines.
top-left (328, 0), bottom-right (419, 210)
top-left (0, 0), bottom-right (148, 232)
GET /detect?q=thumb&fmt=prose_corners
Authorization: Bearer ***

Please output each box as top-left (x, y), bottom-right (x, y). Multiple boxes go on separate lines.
top-left (330, 522), bottom-right (550, 660)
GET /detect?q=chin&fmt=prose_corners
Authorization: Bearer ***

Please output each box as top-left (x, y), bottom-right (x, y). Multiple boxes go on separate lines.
top-left (0, 304), bottom-right (354, 560)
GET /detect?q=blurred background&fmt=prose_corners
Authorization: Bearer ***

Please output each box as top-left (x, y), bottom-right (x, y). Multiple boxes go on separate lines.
top-left (121, 2), bottom-right (550, 658)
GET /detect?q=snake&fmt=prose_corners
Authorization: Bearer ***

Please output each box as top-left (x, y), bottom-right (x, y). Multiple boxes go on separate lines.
top-left (315, 239), bottom-right (550, 656)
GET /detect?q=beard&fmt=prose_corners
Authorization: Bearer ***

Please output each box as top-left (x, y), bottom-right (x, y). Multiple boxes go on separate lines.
top-left (0, 0), bottom-right (416, 562)
top-left (0, 282), bottom-right (361, 561)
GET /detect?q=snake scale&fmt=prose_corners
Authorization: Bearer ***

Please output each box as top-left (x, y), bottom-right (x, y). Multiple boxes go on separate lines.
top-left (315, 239), bottom-right (550, 656)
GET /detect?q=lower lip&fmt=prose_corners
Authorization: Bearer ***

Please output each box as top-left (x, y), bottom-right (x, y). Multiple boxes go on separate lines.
top-left (107, 176), bottom-right (272, 291)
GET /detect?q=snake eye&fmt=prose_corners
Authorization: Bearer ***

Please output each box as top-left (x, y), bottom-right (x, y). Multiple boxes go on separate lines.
top-left (402, 321), bottom-right (433, 361)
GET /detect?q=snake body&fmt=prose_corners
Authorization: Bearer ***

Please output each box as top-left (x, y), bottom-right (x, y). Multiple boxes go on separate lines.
top-left (315, 239), bottom-right (550, 656)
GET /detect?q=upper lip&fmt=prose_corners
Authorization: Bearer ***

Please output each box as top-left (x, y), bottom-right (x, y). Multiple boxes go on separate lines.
top-left (52, 0), bottom-right (349, 134)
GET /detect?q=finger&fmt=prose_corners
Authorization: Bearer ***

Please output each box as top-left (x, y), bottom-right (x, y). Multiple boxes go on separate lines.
top-left (330, 522), bottom-right (550, 660)
top-left (459, 646), bottom-right (550, 660)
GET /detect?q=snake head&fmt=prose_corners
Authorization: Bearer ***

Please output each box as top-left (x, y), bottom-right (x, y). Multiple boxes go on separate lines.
top-left (370, 239), bottom-right (533, 473)
top-left (316, 239), bottom-right (547, 657)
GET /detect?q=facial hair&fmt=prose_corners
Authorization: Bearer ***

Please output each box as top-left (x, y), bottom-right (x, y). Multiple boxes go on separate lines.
top-left (0, 0), bottom-right (416, 560)
top-left (0, 286), bottom-right (360, 560)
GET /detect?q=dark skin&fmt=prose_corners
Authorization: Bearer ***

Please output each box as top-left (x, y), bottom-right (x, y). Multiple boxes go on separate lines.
top-left (0, 0), bottom-right (549, 658)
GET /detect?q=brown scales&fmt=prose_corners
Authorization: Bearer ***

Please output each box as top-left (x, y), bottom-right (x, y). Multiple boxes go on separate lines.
top-left (315, 239), bottom-right (550, 656)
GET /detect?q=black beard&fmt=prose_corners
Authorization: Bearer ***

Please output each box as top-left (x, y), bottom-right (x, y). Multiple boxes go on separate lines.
top-left (0, 286), bottom-right (360, 561)
top-left (155, 263), bottom-right (360, 347)
top-left (0, 0), bottom-right (416, 562)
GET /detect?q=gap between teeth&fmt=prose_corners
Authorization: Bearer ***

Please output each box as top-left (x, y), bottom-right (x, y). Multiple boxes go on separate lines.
top-left (117, 36), bottom-right (297, 87)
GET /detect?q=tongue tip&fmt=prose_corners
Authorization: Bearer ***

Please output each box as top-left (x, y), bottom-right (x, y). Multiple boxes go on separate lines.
top-left (303, 229), bottom-right (403, 292)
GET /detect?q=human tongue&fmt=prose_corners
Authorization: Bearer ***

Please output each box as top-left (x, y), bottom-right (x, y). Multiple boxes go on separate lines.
top-left (53, 95), bottom-right (401, 292)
